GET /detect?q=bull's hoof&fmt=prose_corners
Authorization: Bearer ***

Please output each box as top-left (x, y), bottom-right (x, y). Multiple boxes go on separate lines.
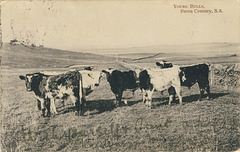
top-left (75, 112), bottom-right (80, 116)
top-left (207, 97), bottom-right (211, 100)
top-left (75, 112), bottom-right (84, 116)
top-left (115, 102), bottom-right (120, 107)
top-left (80, 112), bottom-right (85, 116)
top-left (124, 99), bottom-right (128, 105)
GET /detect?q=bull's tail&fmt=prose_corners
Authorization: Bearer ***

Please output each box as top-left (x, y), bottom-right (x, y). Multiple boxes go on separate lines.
top-left (79, 73), bottom-right (83, 105)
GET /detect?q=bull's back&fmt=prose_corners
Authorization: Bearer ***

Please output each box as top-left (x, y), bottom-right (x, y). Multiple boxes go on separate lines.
top-left (139, 67), bottom-right (180, 91)
top-left (48, 71), bottom-right (81, 91)
top-left (149, 67), bottom-right (180, 90)
top-left (110, 71), bottom-right (137, 90)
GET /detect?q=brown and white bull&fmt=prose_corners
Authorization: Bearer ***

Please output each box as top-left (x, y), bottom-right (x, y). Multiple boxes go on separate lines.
top-left (19, 70), bottom-right (103, 117)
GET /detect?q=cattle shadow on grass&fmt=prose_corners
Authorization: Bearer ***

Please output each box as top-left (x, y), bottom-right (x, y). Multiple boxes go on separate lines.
top-left (56, 98), bottom-right (142, 116)
top-left (152, 97), bottom-right (175, 108)
top-left (85, 99), bottom-right (116, 115)
top-left (153, 92), bottom-right (229, 108)
top-left (86, 99), bottom-right (142, 115)
top-left (183, 92), bottom-right (229, 104)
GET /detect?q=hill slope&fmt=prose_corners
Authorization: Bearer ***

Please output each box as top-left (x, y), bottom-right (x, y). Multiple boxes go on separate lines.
top-left (0, 44), bottom-right (117, 68)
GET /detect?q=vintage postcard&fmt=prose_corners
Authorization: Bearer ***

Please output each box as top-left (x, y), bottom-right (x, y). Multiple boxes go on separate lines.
top-left (1, 0), bottom-right (239, 151)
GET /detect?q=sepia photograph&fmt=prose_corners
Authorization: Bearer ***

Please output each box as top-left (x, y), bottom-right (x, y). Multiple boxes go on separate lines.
top-left (0, 0), bottom-right (239, 151)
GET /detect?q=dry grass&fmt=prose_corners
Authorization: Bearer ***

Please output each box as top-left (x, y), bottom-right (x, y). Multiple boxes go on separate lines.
top-left (1, 68), bottom-right (239, 152)
top-left (1, 43), bottom-right (240, 151)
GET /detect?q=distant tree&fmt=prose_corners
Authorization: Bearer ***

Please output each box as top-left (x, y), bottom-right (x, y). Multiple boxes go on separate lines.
top-left (10, 39), bottom-right (19, 45)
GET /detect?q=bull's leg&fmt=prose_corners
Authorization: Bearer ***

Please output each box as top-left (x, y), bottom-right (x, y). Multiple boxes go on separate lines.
top-left (169, 95), bottom-right (174, 105)
top-left (168, 87), bottom-right (176, 103)
top-left (74, 95), bottom-right (82, 116)
top-left (75, 98), bottom-right (83, 116)
top-left (80, 97), bottom-right (86, 116)
top-left (174, 86), bottom-right (182, 105)
top-left (114, 94), bottom-right (119, 107)
top-left (61, 100), bottom-right (65, 107)
top-left (38, 98), bottom-right (46, 117)
top-left (37, 99), bottom-right (41, 110)
top-left (198, 82), bottom-right (209, 101)
top-left (132, 90), bottom-right (135, 97)
top-left (142, 90), bottom-right (147, 104)
top-left (74, 87), bottom-right (84, 116)
top-left (146, 90), bottom-right (154, 109)
top-left (115, 91), bottom-right (123, 107)
top-left (45, 98), bottom-right (51, 117)
top-left (42, 108), bottom-right (46, 117)
top-left (146, 99), bottom-right (149, 107)
top-left (199, 88), bottom-right (205, 101)
top-left (206, 85), bottom-right (210, 100)
top-left (50, 98), bottom-right (58, 114)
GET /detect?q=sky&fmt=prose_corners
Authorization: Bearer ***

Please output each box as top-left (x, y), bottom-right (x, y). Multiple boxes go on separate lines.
top-left (1, 0), bottom-right (240, 52)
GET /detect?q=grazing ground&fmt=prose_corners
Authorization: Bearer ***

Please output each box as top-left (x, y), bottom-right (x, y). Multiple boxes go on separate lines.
top-left (1, 43), bottom-right (240, 151)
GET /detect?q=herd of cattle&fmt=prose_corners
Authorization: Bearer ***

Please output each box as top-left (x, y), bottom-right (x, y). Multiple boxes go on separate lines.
top-left (19, 61), bottom-right (211, 117)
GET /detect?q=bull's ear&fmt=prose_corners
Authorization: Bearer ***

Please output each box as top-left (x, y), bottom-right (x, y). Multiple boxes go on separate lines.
top-left (102, 70), bottom-right (111, 76)
top-left (19, 75), bottom-right (25, 80)
top-left (102, 70), bottom-right (108, 74)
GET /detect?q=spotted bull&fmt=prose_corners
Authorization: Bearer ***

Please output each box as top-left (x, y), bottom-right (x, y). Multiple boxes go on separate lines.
top-left (19, 70), bottom-right (103, 117)
top-left (156, 62), bottom-right (211, 101)
top-left (138, 66), bottom-right (182, 108)
top-left (19, 70), bottom-right (83, 116)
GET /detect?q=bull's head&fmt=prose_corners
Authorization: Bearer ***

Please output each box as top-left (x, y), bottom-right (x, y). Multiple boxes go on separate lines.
top-left (102, 68), bottom-right (114, 74)
top-left (82, 70), bottom-right (104, 88)
top-left (133, 68), bottom-right (143, 84)
top-left (19, 73), bottom-right (42, 91)
top-left (90, 71), bottom-right (104, 87)
top-left (102, 68), bottom-right (114, 80)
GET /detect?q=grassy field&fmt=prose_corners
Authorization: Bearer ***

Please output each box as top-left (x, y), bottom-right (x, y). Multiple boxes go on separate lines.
top-left (1, 43), bottom-right (239, 151)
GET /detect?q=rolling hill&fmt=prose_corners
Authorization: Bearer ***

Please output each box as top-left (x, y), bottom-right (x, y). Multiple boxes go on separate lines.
top-left (0, 43), bottom-right (118, 69)
top-left (1, 42), bottom-right (239, 69)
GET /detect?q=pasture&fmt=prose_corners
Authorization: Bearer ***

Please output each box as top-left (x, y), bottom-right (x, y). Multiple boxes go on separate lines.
top-left (1, 43), bottom-right (239, 151)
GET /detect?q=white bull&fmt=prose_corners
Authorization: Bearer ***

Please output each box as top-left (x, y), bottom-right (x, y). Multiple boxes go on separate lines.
top-left (138, 66), bottom-right (183, 108)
